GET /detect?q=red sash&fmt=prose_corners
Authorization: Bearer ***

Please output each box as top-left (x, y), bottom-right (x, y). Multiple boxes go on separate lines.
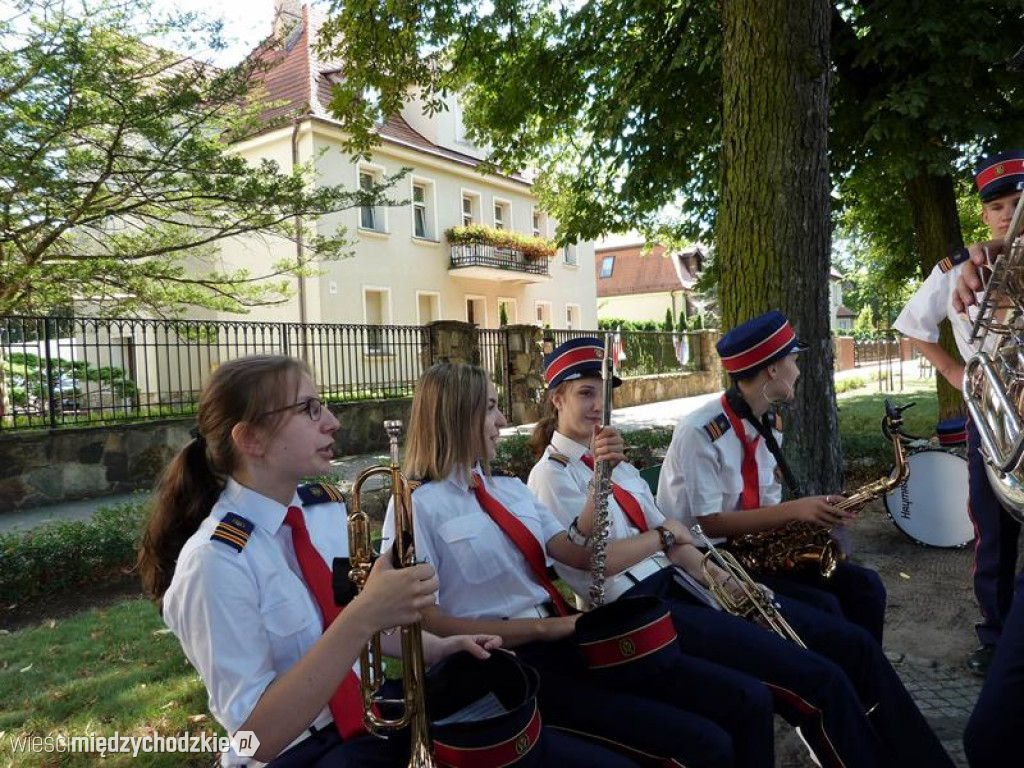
top-left (285, 506), bottom-right (367, 739)
top-left (579, 453), bottom-right (649, 533)
top-left (720, 394), bottom-right (761, 510)
top-left (471, 474), bottom-right (571, 616)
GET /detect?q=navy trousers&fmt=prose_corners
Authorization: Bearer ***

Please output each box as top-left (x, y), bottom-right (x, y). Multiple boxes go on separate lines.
top-left (758, 561), bottom-right (888, 645)
top-left (967, 418), bottom-right (1021, 647)
top-left (626, 569), bottom-right (953, 768)
top-left (964, 570), bottom-right (1024, 766)
top-left (516, 638), bottom-right (762, 768)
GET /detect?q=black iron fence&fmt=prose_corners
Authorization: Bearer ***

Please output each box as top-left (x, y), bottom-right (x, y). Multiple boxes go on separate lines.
top-left (545, 329), bottom-right (706, 377)
top-left (0, 317), bottom-right (710, 432)
top-left (0, 316), bottom-right (428, 431)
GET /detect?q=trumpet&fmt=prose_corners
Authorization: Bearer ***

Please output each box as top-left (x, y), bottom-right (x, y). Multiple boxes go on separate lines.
top-left (348, 420), bottom-right (436, 768)
top-left (691, 524), bottom-right (806, 648)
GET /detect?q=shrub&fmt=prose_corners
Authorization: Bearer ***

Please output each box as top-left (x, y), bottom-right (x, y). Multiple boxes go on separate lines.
top-left (0, 500), bottom-right (147, 604)
top-left (444, 224), bottom-right (557, 261)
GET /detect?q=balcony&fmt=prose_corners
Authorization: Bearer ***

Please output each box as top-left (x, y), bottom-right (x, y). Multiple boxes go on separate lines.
top-left (448, 243), bottom-right (552, 283)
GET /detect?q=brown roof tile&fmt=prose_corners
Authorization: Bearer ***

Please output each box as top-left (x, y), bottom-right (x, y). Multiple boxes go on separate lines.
top-left (595, 244), bottom-right (702, 297)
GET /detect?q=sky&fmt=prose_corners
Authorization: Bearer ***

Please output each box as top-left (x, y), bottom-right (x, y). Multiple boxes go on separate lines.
top-left (151, 0), bottom-right (290, 67)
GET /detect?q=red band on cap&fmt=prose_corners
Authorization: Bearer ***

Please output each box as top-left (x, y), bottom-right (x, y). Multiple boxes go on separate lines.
top-left (545, 345), bottom-right (603, 384)
top-left (938, 430), bottom-right (967, 446)
top-left (976, 159), bottom-right (1024, 193)
top-left (720, 322), bottom-right (796, 374)
top-left (578, 612), bottom-right (677, 669)
top-left (434, 703), bottom-right (542, 768)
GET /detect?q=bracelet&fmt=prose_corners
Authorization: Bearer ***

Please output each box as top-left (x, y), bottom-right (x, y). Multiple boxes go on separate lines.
top-left (567, 518), bottom-right (593, 548)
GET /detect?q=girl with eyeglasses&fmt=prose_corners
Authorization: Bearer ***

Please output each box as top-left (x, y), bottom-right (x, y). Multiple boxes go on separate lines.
top-left (139, 355), bottom-right (629, 767)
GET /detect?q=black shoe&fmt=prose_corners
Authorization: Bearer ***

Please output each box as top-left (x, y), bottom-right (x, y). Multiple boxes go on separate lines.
top-left (967, 645), bottom-right (995, 677)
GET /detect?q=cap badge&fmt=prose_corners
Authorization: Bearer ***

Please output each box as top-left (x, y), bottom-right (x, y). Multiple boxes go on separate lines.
top-left (515, 734), bottom-right (531, 755)
top-left (618, 638), bottom-right (637, 657)
top-left (997, 164), bottom-right (1006, 176)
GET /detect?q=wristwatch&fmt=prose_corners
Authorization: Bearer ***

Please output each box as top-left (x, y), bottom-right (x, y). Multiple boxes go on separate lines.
top-left (655, 525), bottom-right (676, 553)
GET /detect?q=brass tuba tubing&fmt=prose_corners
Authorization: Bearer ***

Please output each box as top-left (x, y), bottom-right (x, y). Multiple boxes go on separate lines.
top-left (965, 351), bottom-right (1024, 473)
top-left (347, 420), bottom-right (437, 768)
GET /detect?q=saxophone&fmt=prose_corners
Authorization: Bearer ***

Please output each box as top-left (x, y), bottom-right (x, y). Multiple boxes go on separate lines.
top-left (725, 400), bottom-right (910, 579)
top-left (587, 335), bottom-right (617, 607)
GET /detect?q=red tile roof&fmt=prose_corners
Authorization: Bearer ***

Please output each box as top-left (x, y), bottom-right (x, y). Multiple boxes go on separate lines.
top-left (242, 5), bottom-right (527, 184)
top-left (595, 243), bottom-right (703, 297)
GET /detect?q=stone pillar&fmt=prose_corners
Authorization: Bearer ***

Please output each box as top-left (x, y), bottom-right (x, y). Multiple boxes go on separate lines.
top-left (504, 324), bottom-right (545, 425)
top-left (697, 330), bottom-right (722, 380)
top-left (426, 320), bottom-right (479, 366)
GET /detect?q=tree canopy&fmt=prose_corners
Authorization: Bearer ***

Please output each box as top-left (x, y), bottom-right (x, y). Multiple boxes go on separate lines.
top-left (0, 0), bottom-right (392, 316)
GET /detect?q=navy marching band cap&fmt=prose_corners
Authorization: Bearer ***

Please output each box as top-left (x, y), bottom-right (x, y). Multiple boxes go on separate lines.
top-left (975, 150), bottom-right (1024, 202)
top-left (716, 310), bottom-right (808, 379)
top-left (575, 595), bottom-right (680, 674)
top-left (543, 336), bottom-right (621, 390)
top-left (426, 649), bottom-right (548, 767)
top-left (936, 417), bottom-right (968, 448)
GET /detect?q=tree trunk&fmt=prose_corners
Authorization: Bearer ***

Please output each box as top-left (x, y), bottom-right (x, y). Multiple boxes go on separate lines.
top-left (718, 0), bottom-right (837, 494)
top-left (903, 172), bottom-right (966, 421)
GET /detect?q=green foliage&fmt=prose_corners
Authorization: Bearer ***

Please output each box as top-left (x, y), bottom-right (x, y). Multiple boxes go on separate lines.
top-left (663, 308), bottom-right (674, 332)
top-left (853, 305), bottom-right (875, 337)
top-left (445, 224), bottom-right (556, 261)
top-left (499, 302), bottom-right (509, 327)
top-left (0, 0), bottom-right (399, 316)
top-left (0, 500), bottom-right (147, 603)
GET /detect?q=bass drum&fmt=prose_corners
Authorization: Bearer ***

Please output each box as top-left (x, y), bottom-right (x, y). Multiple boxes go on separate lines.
top-left (882, 449), bottom-right (974, 548)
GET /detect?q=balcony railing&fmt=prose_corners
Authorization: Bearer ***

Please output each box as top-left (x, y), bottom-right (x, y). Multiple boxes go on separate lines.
top-left (449, 243), bottom-right (551, 277)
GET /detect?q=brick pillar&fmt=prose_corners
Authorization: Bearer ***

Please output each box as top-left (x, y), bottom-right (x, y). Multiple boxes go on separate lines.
top-left (833, 336), bottom-right (855, 371)
top-left (426, 320), bottom-right (479, 366)
top-left (504, 324), bottom-right (545, 425)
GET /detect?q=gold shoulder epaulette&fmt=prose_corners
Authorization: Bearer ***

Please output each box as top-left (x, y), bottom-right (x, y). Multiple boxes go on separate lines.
top-left (702, 413), bottom-right (732, 442)
top-left (297, 482), bottom-right (345, 505)
top-left (210, 513), bottom-right (254, 553)
top-left (547, 452), bottom-right (570, 467)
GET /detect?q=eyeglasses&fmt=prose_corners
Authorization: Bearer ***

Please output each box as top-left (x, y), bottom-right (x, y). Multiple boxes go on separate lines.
top-left (259, 397), bottom-right (324, 422)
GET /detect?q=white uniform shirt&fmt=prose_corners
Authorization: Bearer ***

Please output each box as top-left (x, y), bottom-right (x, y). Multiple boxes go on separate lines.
top-left (527, 430), bottom-right (665, 598)
top-left (382, 469), bottom-right (564, 619)
top-left (162, 478), bottom-right (342, 765)
top-left (893, 259), bottom-right (986, 363)
top-left (657, 396), bottom-right (783, 542)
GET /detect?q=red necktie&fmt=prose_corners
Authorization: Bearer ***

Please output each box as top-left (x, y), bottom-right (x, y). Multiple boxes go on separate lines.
top-left (470, 474), bottom-right (572, 616)
top-left (284, 506), bottom-right (367, 739)
top-left (579, 453), bottom-right (649, 533)
top-left (720, 394), bottom-right (761, 510)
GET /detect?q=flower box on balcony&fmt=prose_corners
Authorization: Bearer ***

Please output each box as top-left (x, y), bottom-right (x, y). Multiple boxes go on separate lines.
top-left (445, 225), bottom-right (557, 261)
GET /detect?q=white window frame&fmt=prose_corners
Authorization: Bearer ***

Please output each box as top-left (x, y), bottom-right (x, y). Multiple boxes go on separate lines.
top-left (362, 285), bottom-right (393, 354)
top-left (460, 189), bottom-right (481, 228)
top-left (562, 243), bottom-right (578, 267)
top-left (410, 176), bottom-right (438, 242)
top-left (535, 300), bottom-right (553, 327)
top-left (497, 297), bottom-right (518, 325)
top-left (565, 303), bottom-right (581, 330)
top-left (357, 162), bottom-right (389, 235)
top-left (492, 196), bottom-right (512, 231)
top-left (599, 254), bottom-right (615, 278)
top-left (416, 290), bottom-right (441, 325)
top-left (465, 294), bottom-right (488, 326)
top-left (531, 207), bottom-right (547, 238)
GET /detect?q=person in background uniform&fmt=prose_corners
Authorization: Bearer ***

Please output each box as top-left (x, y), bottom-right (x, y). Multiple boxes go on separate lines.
top-left (657, 311), bottom-right (888, 643)
top-left (384, 361), bottom-right (776, 768)
top-left (895, 149), bottom-right (1024, 677)
top-left (527, 336), bottom-right (954, 768)
top-left (137, 354), bottom-right (623, 768)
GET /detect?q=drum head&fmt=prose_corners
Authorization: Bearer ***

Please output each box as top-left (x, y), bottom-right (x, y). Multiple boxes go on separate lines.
top-left (883, 449), bottom-right (974, 548)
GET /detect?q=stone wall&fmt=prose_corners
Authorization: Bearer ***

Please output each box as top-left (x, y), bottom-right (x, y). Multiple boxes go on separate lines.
top-left (614, 369), bottom-right (721, 408)
top-left (0, 398), bottom-right (413, 511)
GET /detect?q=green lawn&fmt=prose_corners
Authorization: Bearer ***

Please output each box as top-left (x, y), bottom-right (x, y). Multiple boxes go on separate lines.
top-left (0, 599), bottom-right (216, 767)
